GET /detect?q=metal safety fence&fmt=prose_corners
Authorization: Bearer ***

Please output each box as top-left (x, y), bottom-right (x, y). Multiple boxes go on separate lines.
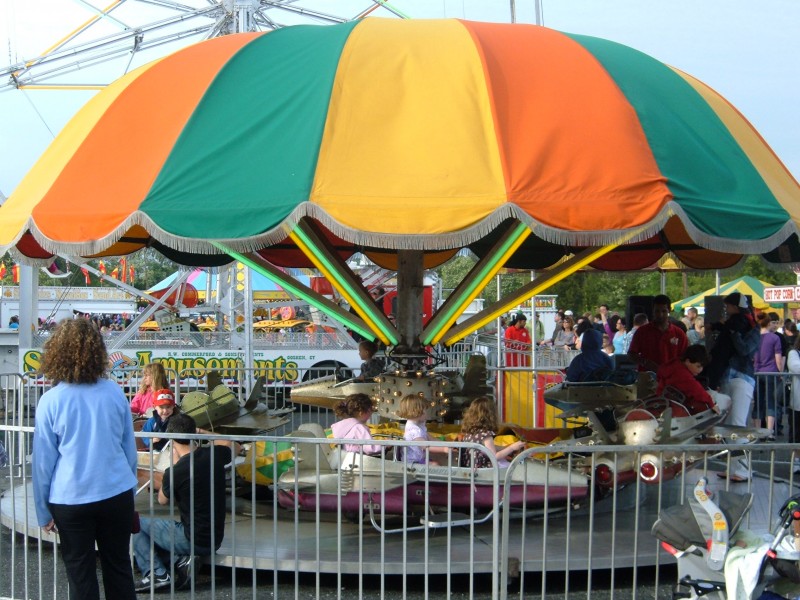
top-left (4, 367), bottom-right (800, 599)
top-left (3, 423), bottom-right (800, 599)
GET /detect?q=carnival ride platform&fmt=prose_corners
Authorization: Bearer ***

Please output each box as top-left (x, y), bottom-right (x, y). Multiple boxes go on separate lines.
top-left (0, 468), bottom-right (786, 577)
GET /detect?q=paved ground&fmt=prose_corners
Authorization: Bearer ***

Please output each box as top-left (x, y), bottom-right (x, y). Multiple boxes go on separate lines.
top-left (3, 443), bottom-right (798, 599)
top-left (0, 480), bottom-right (676, 600)
top-left (0, 479), bottom-right (675, 600)
top-left (0, 530), bottom-right (677, 600)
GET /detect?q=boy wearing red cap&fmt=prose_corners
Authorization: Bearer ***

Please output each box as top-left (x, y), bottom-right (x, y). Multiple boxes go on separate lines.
top-left (141, 389), bottom-right (178, 451)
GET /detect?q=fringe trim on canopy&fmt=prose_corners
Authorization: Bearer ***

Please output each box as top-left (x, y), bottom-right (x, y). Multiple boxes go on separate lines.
top-left (667, 202), bottom-right (800, 256)
top-left (6, 202), bottom-right (800, 271)
top-left (5, 247), bottom-right (61, 268)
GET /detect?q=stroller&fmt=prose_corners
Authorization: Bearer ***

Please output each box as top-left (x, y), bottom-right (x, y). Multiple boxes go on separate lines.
top-left (651, 478), bottom-right (800, 599)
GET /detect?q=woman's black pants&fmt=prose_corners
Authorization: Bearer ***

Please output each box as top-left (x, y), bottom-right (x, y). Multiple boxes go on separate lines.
top-left (49, 489), bottom-right (136, 600)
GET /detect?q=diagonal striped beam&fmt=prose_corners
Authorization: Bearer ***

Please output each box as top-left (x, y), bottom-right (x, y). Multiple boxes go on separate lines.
top-left (210, 242), bottom-right (376, 342)
top-left (21, 1), bottom-right (124, 66)
top-left (288, 221), bottom-right (398, 346)
top-left (422, 221), bottom-right (531, 345)
top-left (442, 243), bottom-right (625, 346)
top-left (369, 0), bottom-right (413, 19)
top-left (18, 85), bottom-right (106, 90)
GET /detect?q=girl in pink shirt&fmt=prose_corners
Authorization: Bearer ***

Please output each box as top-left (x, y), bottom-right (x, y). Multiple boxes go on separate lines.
top-left (330, 394), bottom-right (382, 454)
top-left (130, 363), bottom-right (169, 416)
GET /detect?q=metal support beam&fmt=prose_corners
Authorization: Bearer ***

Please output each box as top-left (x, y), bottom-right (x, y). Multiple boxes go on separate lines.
top-left (287, 221), bottom-right (397, 346)
top-left (68, 257), bottom-right (156, 300)
top-left (443, 228), bottom-right (645, 346)
top-left (396, 250), bottom-right (424, 354)
top-left (368, 0), bottom-right (412, 19)
top-left (106, 269), bottom-right (192, 350)
top-left (18, 266), bottom-right (37, 348)
top-left (210, 243), bottom-right (376, 342)
top-left (443, 245), bottom-right (620, 346)
top-left (422, 221), bottom-right (530, 345)
top-left (2, 8), bottom-right (221, 90)
top-left (242, 263), bottom-right (254, 393)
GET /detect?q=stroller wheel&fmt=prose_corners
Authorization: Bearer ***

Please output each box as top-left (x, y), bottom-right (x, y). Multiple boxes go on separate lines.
top-left (676, 576), bottom-right (726, 599)
top-left (673, 586), bottom-right (693, 599)
top-left (771, 557), bottom-right (800, 584)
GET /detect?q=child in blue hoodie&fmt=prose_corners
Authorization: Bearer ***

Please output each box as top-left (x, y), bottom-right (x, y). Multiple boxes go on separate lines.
top-left (566, 328), bottom-right (614, 382)
top-left (141, 389), bottom-right (178, 452)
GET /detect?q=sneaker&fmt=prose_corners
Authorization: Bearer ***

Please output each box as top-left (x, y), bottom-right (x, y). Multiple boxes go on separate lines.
top-left (174, 555), bottom-right (195, 591)
top-left (135, 571), bottom-right (170, 592)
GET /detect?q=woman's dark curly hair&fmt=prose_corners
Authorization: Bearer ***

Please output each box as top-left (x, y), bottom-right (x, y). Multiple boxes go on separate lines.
top-left (40, 319), bottom-right (108, 384)
top-left (333, 393), bottom-right (374, 419)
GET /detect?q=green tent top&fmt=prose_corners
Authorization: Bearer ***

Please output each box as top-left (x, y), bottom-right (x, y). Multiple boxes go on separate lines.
top-left (672, 276), bottom-right (777, 313)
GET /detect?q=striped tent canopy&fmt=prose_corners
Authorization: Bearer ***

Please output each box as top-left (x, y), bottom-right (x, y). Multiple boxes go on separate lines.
top-left (148, 268), bottom-right (310, 301)
top-left (672, 276), bottom-right (778, 312)
top-left (2, 18), bottom-right (800, 272)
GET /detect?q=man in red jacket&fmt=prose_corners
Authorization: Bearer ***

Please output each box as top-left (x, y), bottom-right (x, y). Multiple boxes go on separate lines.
top-left (628, 294), bottom-right (688, 372)
top-left (504, 311), bottom-right (531, 367)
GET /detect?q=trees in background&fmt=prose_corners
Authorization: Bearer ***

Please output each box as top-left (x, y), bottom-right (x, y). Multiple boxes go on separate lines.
top-left (437, 255), bottom-right (796, 316)
top-left (0, 249), bottom-right (177, 291)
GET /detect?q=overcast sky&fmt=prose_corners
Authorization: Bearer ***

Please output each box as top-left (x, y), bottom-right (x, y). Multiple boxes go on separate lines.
top-left (1, 0), bottom-right (798, 198)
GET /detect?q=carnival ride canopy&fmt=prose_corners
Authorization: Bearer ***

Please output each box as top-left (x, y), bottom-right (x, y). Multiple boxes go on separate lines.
top-left (2, 19), bottom-right (800, 346)
top-left (2, 18), bottom-right (799, 271)
top-left (148, 268), bottom-right (311, 301)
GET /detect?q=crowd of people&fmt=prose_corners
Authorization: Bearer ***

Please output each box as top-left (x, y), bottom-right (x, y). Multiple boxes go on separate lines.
top-left (503, 306), bottom-right (648, 364)
top-left (5, 312), bottom-right (156, 334)
top-left (502, 293), bottom-right (800, 480)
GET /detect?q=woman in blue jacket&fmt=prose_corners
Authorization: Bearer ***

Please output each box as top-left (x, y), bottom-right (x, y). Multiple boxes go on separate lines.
top-left (32, 319), bottom-right (138, 600)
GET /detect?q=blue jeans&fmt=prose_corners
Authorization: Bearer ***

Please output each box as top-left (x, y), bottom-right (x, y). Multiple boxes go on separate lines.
top-left (755, 375), bottom-right (783, 421)
top-left (721, 376), bottom-right (755, 479)
top-left (132, 517), bottom-right (209, 576)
